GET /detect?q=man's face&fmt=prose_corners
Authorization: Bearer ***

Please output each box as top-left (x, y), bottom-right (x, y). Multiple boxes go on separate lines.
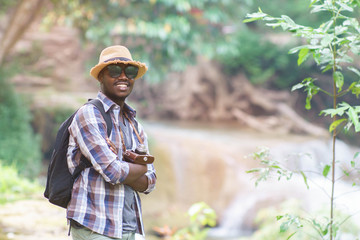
top-left (99, 63), bottom-right (136, 104)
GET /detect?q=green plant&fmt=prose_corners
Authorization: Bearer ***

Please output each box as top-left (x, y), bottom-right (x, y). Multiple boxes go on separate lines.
top-left (217, 29), bottom-right (314, 89)
top-left (0, 162), bottom-right (42, 204)
top-left (41, 0), bottom-right (251, 83)
top-left (171, 202), bottom-right (217, 240)
top-left (239, 199), bottom-right (360, 240)
top-left (245, 0), bottom-right (360, 239)
top-left (0, 67), bottom-right (42, 178)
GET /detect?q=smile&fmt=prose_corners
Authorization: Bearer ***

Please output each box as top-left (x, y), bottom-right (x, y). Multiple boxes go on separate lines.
top-left (114, 81), bottom-right (129, 87)
top-left (113, 81), bottom-right (129, 92)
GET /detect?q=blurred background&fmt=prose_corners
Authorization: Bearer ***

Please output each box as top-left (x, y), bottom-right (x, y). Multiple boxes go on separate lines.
top-left (1, 0), bottom-right (360, 239)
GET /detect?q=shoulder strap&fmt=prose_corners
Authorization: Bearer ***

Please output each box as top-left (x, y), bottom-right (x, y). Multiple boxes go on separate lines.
top-left (123, 112), bottom-right (143, 144)
top-left (72, 99), bottom-right (113, 179)
top-left (88, 99), bottom-right (112, 137)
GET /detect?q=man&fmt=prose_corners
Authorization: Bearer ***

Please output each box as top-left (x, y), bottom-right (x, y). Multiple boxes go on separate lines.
top-left (66, 45), bottom-right (156, 240)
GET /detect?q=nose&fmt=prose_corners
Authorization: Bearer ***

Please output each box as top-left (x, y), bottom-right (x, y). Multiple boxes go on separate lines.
top-left (120, 69), bottom-right (127, 78)
top-left (114, 69), bottom-right (127, 80)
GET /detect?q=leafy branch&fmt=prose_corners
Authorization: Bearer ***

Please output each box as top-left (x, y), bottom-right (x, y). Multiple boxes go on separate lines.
top-left (244, 1), bottom-right (360, 239)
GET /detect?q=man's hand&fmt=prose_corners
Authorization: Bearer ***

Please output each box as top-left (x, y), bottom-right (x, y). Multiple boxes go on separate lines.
top-left (107, 138), bottom-right (149, 191)
top-left (123, 163), bottom-right (148, 192)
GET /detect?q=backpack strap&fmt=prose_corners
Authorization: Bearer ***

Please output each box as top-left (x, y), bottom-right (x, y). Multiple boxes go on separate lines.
top-left (88, 99), bottom-right (112, 137)
top-left (72, 99), bottom-right (113, 179)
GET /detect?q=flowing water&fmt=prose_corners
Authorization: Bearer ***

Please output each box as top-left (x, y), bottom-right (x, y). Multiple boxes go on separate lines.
top-left (1, 121), bottom-right (359, 240)
top-left (143, 121), bottom-right (360, 239)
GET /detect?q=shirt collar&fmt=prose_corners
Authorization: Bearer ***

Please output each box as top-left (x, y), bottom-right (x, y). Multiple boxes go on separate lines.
top-left (97, 91), bottom-right (137, 118)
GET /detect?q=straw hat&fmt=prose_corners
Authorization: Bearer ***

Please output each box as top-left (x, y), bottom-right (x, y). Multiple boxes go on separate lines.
top-left (90, 45), bottom-right (148, 80)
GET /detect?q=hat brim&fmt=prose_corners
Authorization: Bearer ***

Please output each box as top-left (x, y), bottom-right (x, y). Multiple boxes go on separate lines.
top-left (90, 59), bottom-right (148, 80)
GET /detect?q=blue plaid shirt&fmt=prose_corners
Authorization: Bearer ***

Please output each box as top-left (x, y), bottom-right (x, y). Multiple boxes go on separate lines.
top-left (66, 92), bottom-right (156, 238)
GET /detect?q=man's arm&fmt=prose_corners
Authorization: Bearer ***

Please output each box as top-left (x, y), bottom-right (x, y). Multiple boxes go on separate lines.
top-left (124, 172), bottom-right (149, 192)
top-left (70, 105), bottom-right (130, 184)
top-left (126, 163), bottom-right (157, 193)
top-left (122, 163), bottom-right (147, 189)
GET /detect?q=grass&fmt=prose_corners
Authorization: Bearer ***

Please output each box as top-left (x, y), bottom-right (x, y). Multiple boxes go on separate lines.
top-left (0, 162), bottom-right (42, 204)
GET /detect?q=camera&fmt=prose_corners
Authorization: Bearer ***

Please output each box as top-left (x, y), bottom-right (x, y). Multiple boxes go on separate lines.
top-left (123, 144), bottom-right (154, 165)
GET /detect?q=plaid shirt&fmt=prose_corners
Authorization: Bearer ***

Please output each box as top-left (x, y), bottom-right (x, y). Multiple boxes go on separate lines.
top-left (66, 92), bottom-right (156, 238)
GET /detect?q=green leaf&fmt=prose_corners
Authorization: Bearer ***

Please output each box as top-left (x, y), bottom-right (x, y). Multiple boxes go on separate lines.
top-left (320, 104), bottom-right (349, 117)
top-left (329, 118), bottom-right (346, 132)
top-left (323, 165), bottom-right (331, 177)
top-left (246, 168), bottom-right (261, 173)
top-left (266, 22), bottom-right (282, 28)
top-left (280, 15), bottom-right (297, 30)
top-left (338, 2), bottom-right (354, 12)
top-left (333, 71), bottom-right (344, 92)
top-left (300, 171), bottom-right (309, 189)
top-left (351, 84), bottom-right (360, 97)
top-left (322, 64), bottom-right (333, 73)
top-left (289, 45), bottom-right (321, 54)
top-left (270, 165), bottom-right (281, 169)
top-left (280, 221), bottom-right (290, 233)
top-left (305, 96), bottom-right (312, 110)
top-left (298, 48), bottom-right (309, 66)
top-left (348, 106), bottom-right (360, 132)
top-left (243, 12), bottom-right (268, 23)
top-left (348, 82), bottom-right (357, 91)
top-left (354, 151), bottom-right (360, 159)
top-left (348, 66), bottom-right (360, 77)
top-left (321, 34), bottom-right (333, 47)
top-left (287, 232), bottom-right (297, 240)
top-left (309, 0), bottom-right (318, 8)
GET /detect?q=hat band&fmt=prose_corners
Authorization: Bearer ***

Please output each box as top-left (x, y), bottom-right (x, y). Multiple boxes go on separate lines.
top-left (104, 57), bottom-right (131, 63)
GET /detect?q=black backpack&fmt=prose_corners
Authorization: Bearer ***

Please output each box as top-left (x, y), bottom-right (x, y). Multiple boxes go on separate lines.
top-left (44, 99), bottom-right (112, 208)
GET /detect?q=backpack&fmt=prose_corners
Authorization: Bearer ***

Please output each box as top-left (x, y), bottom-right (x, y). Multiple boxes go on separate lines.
top-left (44, 99), bottom-right (112, 208)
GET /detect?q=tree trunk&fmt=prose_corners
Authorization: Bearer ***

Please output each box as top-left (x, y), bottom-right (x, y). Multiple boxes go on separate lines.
top-left (0, 0), bottom-right (45, 65)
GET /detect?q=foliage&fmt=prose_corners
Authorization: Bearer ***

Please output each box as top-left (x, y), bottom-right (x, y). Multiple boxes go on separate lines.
top-left (245, 0), bottom-right (360, 239)
top-left (171, 202), bottom-right (217, 240)
top-left (0, 163), bottom-right (42, 204)
top-left (247, 147), bottom-right (360, 239)
top-left (217, 28), bottom-right (317, 89)
top-left (246, 147), bottom-right (310, 189)
top-left (248, 0), bottom-right (330, 28)
top-left (0, 0), bottom-right (17, 15)
top-left (239, 199), bottom-right (360, 240)
top-left (0, 67), bottom-right (42, 178)
top-left (42, 0), bottom-right (248, 83)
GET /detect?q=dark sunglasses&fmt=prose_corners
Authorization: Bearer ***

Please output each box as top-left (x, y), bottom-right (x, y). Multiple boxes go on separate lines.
top-left (106, 64), bottom-right (139, 79)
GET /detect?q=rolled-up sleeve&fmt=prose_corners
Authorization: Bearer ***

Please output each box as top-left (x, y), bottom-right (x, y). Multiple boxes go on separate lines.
top-left (135, 121), bottom-right (157, 194)
top-left (144, 164), bottom-right (156, 194)
top-left (69, 105), bottom-right (130, 184)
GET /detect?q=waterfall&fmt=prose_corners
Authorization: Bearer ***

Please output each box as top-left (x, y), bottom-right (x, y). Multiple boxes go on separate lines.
top-left (144, 121), bottom-right (360, 239)
top-left (208, 138), bottom-right (360, 239)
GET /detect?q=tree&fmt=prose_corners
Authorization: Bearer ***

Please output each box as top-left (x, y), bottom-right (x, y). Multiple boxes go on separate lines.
top-left (42, 0), bottom-right (247, 83)
top-left (245, 0), bottom-right (360, 239)
top-left (0, 0), bottom-right (45, 65)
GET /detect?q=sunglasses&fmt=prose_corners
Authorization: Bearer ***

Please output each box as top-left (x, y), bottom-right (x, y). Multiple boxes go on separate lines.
top-left (106, 64), bottom-right (139, 79)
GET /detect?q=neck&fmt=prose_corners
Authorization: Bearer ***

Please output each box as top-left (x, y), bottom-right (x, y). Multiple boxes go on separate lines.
top-left (117, 100), bottom-right (125, 109)
top-left (100, 90), bottom-right (126, 109)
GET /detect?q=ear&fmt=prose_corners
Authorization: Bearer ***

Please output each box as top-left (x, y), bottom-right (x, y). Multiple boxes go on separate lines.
top-left (98, 72), bottom-right (104, 83)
